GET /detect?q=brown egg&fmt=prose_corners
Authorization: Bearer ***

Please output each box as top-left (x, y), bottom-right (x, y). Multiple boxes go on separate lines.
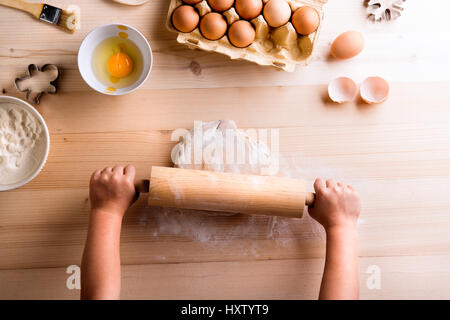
top-left (207, 0), bottom-right (234, 12)
top-left (263, 0), bottom-right (291, 28)
top-left (172, 5), bottom-right (200, 33)
top-left (235, 0), bottom-right (263, 20)
top-left (330, 30), bottom-right (365, 60)
top-left (200, 12), bottom-right (228, 40)
top-left (228, 20), bottom-right (255, 47)
top-left (292, 6), bottom-right (320, 35)
top-left (183, 0), bottom-right (203, 4)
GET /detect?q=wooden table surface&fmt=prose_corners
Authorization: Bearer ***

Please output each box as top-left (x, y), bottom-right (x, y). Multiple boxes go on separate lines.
top-left (1, 0), bottom-right (450, 299)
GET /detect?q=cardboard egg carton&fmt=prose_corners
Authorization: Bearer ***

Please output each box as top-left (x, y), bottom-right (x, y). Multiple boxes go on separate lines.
top-left (166, 0), bottom-right (327, 72)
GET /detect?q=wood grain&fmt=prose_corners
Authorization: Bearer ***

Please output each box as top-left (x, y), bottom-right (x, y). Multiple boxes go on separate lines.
top-left (1, 0), bottom-right (450, 299)
top-left (1, 256), bottom-right (450, 299)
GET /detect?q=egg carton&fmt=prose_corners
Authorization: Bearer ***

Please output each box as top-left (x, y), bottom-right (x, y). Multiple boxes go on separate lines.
top-left (166, 0), bottom-right (327, 72)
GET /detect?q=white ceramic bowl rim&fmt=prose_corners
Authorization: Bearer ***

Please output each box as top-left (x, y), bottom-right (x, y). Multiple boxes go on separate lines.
top-left (0, 96), bottom-right (50, 191)
top-left (78, 23), bottom-right (153, 96)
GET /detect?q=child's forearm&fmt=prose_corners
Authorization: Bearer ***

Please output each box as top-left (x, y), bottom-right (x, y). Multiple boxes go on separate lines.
top-left (81, 210), bottom-right (123, 300)
top-left (319, 225), bottom-right (359, 300)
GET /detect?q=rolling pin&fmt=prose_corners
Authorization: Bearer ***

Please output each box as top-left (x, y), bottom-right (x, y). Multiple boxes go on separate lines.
top-left (135, 166), bottom-right (315, 218)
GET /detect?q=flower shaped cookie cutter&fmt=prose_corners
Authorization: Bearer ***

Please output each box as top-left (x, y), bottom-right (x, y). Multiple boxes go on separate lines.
top-left (366, 0), bottom-right (406, 21)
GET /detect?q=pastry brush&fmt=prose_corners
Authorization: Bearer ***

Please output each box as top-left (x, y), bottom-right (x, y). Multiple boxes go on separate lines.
top-left (0, 0), bottom-right (80, 33)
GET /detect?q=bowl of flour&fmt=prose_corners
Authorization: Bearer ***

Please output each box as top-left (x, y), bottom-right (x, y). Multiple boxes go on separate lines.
top-left (0, 96), bottom-right (49, 191)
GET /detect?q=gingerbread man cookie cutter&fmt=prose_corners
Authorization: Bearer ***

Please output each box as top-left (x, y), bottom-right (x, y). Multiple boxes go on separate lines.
top-left (14, 64), bottom-right (59, 105)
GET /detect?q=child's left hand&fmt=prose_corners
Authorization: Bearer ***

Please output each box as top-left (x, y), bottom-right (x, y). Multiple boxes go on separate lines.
top-left (89, 165), bottom-right (137, 217)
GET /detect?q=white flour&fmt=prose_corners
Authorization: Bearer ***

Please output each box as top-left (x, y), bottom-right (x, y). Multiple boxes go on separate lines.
top-left (0, 103), bottom-right (45, 186)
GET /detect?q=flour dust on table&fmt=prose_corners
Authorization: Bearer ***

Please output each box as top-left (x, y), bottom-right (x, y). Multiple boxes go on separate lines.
top-left (136, 120), bottom-right (371, 251)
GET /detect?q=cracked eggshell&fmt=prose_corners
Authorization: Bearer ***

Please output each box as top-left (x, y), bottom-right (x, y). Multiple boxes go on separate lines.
top-left (328, 77), bottom-right (358, 103)
top-left (360, 76), bottom-right (390, 104)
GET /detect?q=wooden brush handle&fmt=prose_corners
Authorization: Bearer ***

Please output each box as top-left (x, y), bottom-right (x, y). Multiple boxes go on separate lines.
top-left (135, 167), bottom-right (315, 218)
top-left (0, 0), bottom-right (43, 19)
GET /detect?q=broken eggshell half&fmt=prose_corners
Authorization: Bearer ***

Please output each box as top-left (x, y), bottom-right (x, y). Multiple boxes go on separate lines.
top-left (360, 76), bottom-right (390, 104)
top-left (328, 77), bottom-right (358, 103)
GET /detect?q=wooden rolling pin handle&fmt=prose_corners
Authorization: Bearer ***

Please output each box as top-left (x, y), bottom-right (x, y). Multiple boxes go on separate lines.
top-left (305, 192), bottom-right (316, 207)
top-left (134, 179), bottom-right (316, 207)
top-left (135, 179), bottom-right (149, 194)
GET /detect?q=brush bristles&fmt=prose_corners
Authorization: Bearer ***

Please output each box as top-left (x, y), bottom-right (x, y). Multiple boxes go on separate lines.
top-left (57, 9), bottom-right (80, 33)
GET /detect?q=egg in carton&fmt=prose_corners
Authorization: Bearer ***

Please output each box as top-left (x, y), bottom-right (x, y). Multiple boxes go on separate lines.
top-left (167, 0), bottom-right (327, 72)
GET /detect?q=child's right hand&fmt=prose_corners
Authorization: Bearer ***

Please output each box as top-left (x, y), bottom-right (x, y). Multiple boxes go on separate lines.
top-left (89, 165), bottom-right (137, 218)
top-left (308, 178), bottom-right (360, 232)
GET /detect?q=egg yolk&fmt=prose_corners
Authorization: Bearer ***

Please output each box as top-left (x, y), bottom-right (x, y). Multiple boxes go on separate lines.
top-left (107, 51), bottom-right (133, 78)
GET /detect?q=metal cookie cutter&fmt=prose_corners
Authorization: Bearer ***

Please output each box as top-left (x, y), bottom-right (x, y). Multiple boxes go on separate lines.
top-left (14, 64), bottom-right (59, 105)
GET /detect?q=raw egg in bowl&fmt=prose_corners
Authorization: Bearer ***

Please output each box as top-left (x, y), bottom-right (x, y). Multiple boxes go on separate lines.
top-left (78, 24), bottom-right (152, 95)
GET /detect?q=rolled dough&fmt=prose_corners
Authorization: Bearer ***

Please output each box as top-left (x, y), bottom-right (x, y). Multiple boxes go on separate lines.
top-left (171, 120), bottom-right (274, 175)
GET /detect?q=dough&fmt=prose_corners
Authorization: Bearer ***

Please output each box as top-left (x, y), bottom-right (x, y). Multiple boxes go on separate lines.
top-left (171, 120), bottom-right (276, 175)
top-left (0, 103), bottom-right (45, 185)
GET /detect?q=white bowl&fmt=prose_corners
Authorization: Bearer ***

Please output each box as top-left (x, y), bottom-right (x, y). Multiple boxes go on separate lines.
top-left (78, 23), bottom-right (153, 95)
top-left (0, 96), bottom-right (50, 191)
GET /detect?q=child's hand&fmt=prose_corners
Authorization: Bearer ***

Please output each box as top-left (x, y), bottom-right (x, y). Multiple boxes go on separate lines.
top-left (308, 178), bottom-right (360, 232)
top-left (89, 165), bottom-right (137, 217)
